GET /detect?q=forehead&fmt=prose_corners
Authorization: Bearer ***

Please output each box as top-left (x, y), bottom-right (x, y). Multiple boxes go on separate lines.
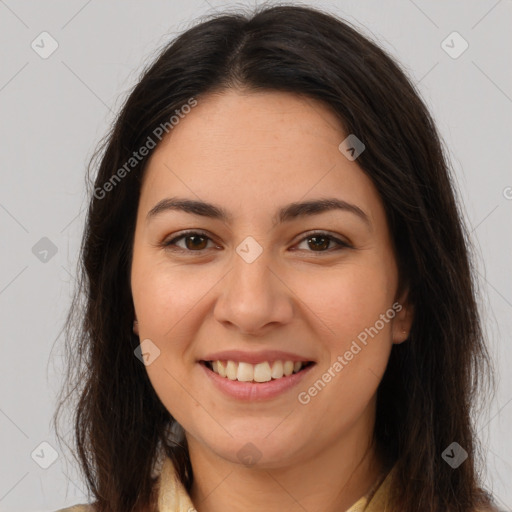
top-left (138, 89), bottom-right (384, 228)
top-left (149, 89), bottom-right (346, 163)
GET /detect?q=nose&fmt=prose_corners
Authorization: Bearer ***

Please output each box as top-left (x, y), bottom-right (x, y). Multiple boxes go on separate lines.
top-left (213, 245), bottom-right (294, 336)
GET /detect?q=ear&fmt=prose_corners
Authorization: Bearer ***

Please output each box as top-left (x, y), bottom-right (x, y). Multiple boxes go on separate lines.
top-left (391, 287), bottom-right (414, 345)
top-left (133, 317), bottom-right (139, 336)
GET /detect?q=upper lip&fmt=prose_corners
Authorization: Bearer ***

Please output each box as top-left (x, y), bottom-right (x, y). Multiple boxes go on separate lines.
top-left (200, 350), bottom-right (315, 365)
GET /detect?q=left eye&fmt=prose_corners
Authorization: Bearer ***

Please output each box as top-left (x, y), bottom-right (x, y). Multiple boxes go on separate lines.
top-left (162, 231), bottom-right (350, 253)
top-left (294, 232), bottom-right (350, 252)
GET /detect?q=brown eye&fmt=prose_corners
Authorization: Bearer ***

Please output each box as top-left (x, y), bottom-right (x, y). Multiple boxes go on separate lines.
top-left (306, 235), bottom-right (330, 251)
top-left (295, 232), bottom-right (350, 253)
top-left (162, 230), bottom-right (350, 255)
top-left (163, 231), bottom-right (214, 252)
top-left (184, 234), bottom-right (207, 250)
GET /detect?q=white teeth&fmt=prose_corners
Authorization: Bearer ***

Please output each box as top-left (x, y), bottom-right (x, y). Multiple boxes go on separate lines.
top-left (217, 360), bottom-right (227, 378)
top-left (254, 362), bottom-right (272, 382)
top-left (283, 361), bottom-right (294, 376)
top-left (208, 359), bottom-right (307, 382)
top-left (270, 360), bottom-right (284, 379)
top-left (226, 360), bottom-right (238, 380)
top-left (237, 362), bottom-right (254, 382)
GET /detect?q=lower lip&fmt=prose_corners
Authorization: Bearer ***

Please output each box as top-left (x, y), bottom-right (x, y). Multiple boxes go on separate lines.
top-left (199, 362), bottom-right (315, 401)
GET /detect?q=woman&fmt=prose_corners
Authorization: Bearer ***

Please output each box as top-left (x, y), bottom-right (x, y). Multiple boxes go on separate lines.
top-left (54, 4), bottom-right (498, 512)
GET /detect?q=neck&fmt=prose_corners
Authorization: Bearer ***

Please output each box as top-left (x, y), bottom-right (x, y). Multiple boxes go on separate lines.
top-left (188, 414), bottom-right (384, 512)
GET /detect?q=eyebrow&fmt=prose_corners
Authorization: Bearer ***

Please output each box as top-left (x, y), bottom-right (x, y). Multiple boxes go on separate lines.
top-left (146, 196), bottom-right (371, 229)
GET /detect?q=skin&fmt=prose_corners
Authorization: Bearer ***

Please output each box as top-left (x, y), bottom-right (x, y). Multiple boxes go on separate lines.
top-left (130, 89), bottom-right (414, 512)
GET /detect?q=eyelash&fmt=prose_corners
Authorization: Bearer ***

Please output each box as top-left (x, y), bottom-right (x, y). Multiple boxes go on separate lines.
top-left (161, 230), bottom-right (352, 255)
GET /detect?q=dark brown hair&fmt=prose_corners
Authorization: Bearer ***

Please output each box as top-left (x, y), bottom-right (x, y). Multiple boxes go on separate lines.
top-left (54, 4), bottom-right (496, 511)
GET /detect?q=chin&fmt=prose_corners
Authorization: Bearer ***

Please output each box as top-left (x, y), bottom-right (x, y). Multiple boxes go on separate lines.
top-left (198, 428), bottom-right (308, 469)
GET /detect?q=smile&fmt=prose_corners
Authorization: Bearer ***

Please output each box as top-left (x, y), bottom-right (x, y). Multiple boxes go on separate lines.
top-left (202, 359), bottom-right (314, 383)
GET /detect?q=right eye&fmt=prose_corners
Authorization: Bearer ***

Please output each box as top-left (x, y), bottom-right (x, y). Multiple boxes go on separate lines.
top-left (162, 230), bottom-right (218, 252)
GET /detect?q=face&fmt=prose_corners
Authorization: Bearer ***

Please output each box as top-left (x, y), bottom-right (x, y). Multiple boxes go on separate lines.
top-left (130, 89), bottom-right (413, 469)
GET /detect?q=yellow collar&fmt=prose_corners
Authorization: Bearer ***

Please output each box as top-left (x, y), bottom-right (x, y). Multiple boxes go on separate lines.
top-left (157, 456), bottom-right (394, 512)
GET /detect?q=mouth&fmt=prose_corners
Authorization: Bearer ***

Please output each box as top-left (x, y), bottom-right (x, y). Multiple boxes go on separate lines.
top-left (201, 359), bottom-right (315, 383)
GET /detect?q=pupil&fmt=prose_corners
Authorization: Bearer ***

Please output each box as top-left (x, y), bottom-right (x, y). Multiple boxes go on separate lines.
top-left (309, 236), bottom-right (328, 251)
top-left (186, 235), bottom-right (207, 250)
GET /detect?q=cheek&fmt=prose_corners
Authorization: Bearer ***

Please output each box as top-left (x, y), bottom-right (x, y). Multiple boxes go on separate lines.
top-left (131, 256), bottom-right (204, 342)
top-left (294, 260), bottom-right (396, 344)
top-left (131, 258), bottom-right (204, 421)
top-left (295, 265), bottom-right (396, 416)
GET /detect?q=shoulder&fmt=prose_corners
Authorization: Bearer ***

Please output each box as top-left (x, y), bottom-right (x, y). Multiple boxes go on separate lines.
top-left (54, 504), bottom-right (95, 512)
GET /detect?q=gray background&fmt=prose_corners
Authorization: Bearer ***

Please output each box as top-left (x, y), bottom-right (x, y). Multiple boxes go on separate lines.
top-left (0, 1), bottom-right (511, 511)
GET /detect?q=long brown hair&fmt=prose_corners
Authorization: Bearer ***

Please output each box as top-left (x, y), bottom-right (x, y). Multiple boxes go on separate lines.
top-left (53, 4), bottom-right (496, 511)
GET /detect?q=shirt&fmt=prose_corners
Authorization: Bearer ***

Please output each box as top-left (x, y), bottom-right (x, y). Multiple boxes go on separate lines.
top-left (151, 457), bottom-right (494, 512)
top-left (55, 455), bottom-right (394, 512)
